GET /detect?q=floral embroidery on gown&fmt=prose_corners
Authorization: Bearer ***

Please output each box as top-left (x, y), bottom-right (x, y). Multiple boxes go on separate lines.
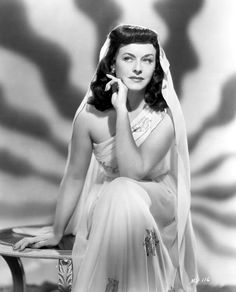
top-left (71, 105), bottom-right (179, 292)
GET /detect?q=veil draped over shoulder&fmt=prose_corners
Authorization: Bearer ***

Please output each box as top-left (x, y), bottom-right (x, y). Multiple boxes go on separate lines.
top-left (64, 24), bottom-right (198, 291)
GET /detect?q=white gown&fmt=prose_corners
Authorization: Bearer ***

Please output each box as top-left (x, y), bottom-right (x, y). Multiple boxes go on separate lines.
top-left (63, 30), bottom-right (198, 291)
top-left (70, 106), bottom-right (179, 292)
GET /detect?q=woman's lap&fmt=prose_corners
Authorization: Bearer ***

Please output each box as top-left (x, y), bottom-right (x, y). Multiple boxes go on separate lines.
top-left (72, 176), bottom-right (176, 291)
top-left (91, 176), bottom-right (176, 229)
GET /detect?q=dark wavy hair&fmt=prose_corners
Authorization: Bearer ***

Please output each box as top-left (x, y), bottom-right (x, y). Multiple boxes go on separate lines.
top-left (88, 25), bottom-right (167, 112)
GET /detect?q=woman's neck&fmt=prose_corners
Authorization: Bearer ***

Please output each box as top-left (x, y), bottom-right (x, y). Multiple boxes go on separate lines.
top-left (126, 90), bottom-right (145, 112)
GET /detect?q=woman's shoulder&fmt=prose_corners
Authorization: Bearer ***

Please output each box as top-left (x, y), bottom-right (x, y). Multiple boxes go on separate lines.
top-left (73, 103), bottom-right (116, 143)
top-left (74, 103), bottom-right (112, 122)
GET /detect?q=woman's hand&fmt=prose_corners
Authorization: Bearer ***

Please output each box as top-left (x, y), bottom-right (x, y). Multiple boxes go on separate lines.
top-left (105, 74), bottom-right (128, 111)
top-left (13, 228), bottom-right (62, 251)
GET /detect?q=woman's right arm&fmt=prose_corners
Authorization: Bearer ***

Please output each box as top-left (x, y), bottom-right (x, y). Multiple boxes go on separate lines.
top-left (53, 109), bottom-right (93, 239)
top-left (13, 108), bottom-right (93, 250)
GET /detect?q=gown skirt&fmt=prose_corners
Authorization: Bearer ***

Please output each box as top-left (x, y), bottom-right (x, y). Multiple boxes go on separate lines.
top-left (71, 175), bottom-right (177, 292)
top-left (70, 108), bottom-right (179, 292)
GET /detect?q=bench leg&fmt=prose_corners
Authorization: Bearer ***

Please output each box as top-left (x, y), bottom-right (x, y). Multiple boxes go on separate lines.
top-left (58, 258), bottom-right (73, 292)
top-left (2, 255), bottom-right (26, 292)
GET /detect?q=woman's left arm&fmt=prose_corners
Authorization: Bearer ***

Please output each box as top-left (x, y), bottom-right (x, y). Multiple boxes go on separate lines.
top-left (106, 73), bottom-right (174, 180)
top-left (115, 107), bottom-right (174, 180)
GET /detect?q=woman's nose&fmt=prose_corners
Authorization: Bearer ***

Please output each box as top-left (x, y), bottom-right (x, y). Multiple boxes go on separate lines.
top-left (133, 61), bottom-right (142, 75)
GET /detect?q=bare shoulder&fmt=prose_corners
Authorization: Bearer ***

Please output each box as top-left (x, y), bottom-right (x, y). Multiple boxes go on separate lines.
top-left (73, 105), bottom-right (89, 130)
top-left (80, 104), bottom-right (116, 144)
top-left (71, 104), bottom-right (96, 139)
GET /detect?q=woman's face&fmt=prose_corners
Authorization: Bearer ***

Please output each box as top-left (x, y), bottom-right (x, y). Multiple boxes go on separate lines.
top-left (114, 43), bottom-right (156, 91)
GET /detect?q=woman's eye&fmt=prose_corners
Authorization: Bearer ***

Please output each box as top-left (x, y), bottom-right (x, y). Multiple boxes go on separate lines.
top-left (123, 56), bottom-right (132, 61)
top-left (143, 58), bottom-right (153, 63)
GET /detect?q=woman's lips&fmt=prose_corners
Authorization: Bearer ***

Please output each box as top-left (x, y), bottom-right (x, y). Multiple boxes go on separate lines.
top-left (129, 76), bottom-right (144, 82)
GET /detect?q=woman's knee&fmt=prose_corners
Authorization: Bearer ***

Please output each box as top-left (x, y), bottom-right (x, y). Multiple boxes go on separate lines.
top-left (103, 177), bottom-right (134, 196)
top-left (93, 177), bottom-right (155, 231)
top-left (110, 176), bottom-right (136, 187)
top-left (101, 176), bottom-right (151, 207)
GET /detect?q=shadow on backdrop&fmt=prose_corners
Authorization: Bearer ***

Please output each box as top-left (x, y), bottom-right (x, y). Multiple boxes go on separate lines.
top-left (74, 0), bottom-right (121, 63)
top-left (190, 73), bottom-right (236, 265)
top-left (154, 0), bottom-right (204, 96)
top-left (0, 86), bottom-right (67, 157)
top-left (189, 73), bottom-right (236, 152)
top-left (193, 206), bottom-right (236, 257)
top-left (0, 149), bottom-right (61, 185)
top-left (0, 86), bottom-right (62, 183)
top-left (0, 0), bottom-right (83, 119)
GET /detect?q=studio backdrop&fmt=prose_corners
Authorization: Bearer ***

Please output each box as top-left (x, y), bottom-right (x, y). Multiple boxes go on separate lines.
top-left (0, 0), bottom-right (236, 287)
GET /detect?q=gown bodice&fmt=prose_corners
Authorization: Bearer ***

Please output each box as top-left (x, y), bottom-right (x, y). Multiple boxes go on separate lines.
top-left (92, 106), bottom-right (171, 181)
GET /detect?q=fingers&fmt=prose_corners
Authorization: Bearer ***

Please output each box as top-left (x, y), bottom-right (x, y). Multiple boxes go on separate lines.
top-left (13, 234), bottom-right (59, 251)
top-left (105, 80), bottom-right (117, 92)
top-left (105, 74), bottom-right (123, 91)
top-left (106, 73), bottom-right (116, 80)
top-left (13, 237), bottom-right (33, 251)
top-left (13, 236), bottom-right (41, 251)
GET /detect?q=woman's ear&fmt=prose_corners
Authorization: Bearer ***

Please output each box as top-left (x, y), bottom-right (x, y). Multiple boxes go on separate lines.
top-left (111, 65), bottom-right (116, 74)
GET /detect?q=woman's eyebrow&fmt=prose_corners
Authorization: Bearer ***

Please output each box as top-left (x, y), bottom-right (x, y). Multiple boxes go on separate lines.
top-left (122, 53), bottom-right (155, 58)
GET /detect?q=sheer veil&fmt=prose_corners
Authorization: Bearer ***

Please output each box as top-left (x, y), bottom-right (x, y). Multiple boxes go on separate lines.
top-left (65, 24), bottom-right (198, 290)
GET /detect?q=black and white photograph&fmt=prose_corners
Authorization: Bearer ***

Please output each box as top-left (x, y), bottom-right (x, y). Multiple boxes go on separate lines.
top-left (0, 0), bottom-right (236, 291)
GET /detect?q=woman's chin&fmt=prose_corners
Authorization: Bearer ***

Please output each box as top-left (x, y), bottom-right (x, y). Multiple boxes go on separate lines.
top-left (124, 79), bottom-right (150, 91)
top-left (126, 84), bottom-right (147, 92)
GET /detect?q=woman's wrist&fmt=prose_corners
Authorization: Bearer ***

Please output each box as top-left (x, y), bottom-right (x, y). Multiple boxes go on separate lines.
top-left (116, 105), bottom-right (128, 117)
top-left (52, 225), bottom-right (64, 239)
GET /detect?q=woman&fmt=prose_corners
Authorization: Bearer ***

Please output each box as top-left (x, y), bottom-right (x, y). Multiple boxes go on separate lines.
top-left (14, 24), bottom-right (198, 291)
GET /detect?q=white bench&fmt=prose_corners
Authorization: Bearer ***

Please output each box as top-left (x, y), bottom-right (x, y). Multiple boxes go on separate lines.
top-left (0, 226), bottom-right (73, 292)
